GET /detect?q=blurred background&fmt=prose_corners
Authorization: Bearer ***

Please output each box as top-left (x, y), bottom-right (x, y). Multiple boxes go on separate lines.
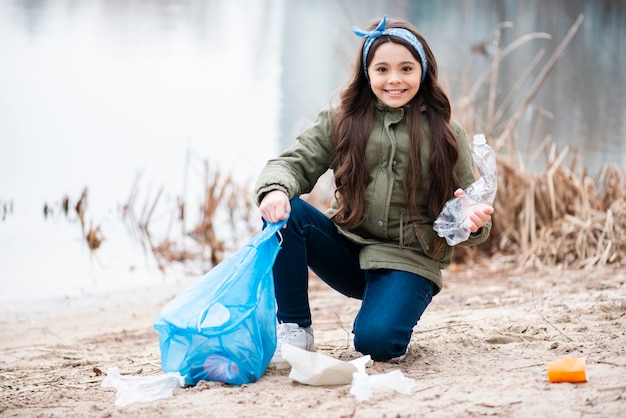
top-left (0, 0), bottom-right (624, 302)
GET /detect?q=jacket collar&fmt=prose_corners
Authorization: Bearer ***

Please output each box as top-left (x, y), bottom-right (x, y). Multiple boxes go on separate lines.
top-left (375, 99), bottom-right (407, 123)
top-left (374, 99), bottom-right (428, 114)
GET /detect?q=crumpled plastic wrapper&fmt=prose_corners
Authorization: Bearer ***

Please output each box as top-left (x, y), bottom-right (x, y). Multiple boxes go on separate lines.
top-left (350, 369), bottom-right (416, 401)
top-left (281, 344), bottom-right (416, 400)
top-left (101, 366), bottom-right (184, 407)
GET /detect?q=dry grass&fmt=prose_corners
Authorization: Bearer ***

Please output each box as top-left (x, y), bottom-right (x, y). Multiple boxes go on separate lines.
top-left (186, 160), bottom-right (257, 265)
top-left (451, 14), bottom-right (625, 269)
top-left (49, 187), bottom-right (105, 252)
top-left (119, 155), bottom-right (258, 270)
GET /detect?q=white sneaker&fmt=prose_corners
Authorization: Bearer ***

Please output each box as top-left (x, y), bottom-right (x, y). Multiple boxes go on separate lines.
top-left (388, 346), bottom-right (409, 363)
top-left (271, 323), bottom-right (315, 364)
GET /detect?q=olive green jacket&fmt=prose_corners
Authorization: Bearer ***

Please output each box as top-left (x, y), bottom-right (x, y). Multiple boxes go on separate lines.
top-left (255, 103), bottom-right (491, 293)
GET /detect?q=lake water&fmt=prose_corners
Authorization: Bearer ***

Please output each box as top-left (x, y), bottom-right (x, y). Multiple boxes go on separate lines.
top-left (1, 0), bottom-right (624, 303)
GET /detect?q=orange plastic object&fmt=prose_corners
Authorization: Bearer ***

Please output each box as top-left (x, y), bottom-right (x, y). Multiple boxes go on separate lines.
top-left (547, 357), bottom-right (587, 383)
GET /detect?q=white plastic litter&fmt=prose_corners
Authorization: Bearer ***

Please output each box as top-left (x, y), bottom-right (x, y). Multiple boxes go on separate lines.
top-left (101, 366), bottom-right (185, 407)
top-left (281, 344), bottom-right (416, 401)
top-left (350, 369), bottom-right (416, 401)
top-left (282, 344), bottom-right (370, 386)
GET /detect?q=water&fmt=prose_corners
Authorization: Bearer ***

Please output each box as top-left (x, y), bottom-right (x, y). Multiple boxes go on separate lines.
top-left (1, 0), bottom-right (624, 303)
top-left (0, 0), bottom-right (285, 302)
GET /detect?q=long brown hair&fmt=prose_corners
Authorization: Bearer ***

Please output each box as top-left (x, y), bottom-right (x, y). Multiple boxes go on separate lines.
top-left (330, 17), bottom-right (460, 230)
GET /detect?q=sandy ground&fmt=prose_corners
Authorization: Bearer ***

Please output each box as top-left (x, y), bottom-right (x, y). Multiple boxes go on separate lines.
top-left (1, 258), bottom-right (625, 418)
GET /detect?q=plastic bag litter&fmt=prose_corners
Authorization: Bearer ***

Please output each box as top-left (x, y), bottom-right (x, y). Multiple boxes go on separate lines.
top-left (153, 219), bottom-right (286, 386)
top-left (101, 366), bottom-right (184, 407)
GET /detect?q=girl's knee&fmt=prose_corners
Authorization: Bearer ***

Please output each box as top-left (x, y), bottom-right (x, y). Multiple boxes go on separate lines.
top-left (353, 324), bottom-right (407, 361)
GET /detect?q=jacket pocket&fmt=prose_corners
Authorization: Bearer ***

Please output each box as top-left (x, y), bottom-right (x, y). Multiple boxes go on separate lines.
top-left (413, 222), bottom-right (450, 262)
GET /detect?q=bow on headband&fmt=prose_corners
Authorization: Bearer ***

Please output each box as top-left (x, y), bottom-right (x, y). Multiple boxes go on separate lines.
top-left (352, 16), bottom-right (428, 82)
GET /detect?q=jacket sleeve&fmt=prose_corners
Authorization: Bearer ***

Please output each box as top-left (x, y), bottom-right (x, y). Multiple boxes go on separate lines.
top-left (255, 108), bottom-right (335, 205)
top-left (450, 119), bottom-right (492, 246)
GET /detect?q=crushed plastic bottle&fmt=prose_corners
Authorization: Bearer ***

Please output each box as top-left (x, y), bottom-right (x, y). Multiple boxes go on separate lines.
top-left (187, 353), bottom-right (249, 385)
top-left (433, 134), bottom-right (497, 246)
top-left (101, 366), bottom-right (184, 407)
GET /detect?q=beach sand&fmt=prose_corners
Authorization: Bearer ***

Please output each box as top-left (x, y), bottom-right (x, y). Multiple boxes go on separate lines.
top-left (1, 259), bottom-right (625, 417)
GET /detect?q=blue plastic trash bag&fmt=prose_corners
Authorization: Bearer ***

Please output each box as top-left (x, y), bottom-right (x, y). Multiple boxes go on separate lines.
top-left (153, 219), bottom-right (286, 386)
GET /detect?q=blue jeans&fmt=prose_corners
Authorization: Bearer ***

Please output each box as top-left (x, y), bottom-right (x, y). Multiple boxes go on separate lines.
top-left (267, 197), bottom-right (437, 362)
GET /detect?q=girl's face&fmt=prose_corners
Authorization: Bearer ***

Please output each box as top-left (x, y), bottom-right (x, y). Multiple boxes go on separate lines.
top-left (367, 41), bottom-right (422, 108)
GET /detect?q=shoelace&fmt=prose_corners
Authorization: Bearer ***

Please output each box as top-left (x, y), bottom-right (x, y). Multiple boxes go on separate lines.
top-left (277, 326), bottom-right (299, 344)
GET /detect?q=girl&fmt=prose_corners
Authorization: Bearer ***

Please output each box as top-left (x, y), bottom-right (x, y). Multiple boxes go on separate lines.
top-left (255, 16), bottom-right (494, 363)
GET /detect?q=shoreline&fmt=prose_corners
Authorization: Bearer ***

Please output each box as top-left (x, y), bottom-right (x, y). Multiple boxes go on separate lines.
top-left (1, 264), bottom-right (625, 417)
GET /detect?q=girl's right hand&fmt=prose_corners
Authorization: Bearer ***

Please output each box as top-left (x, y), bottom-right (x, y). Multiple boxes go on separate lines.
top-left (259, 190), bottom-right (291, 224)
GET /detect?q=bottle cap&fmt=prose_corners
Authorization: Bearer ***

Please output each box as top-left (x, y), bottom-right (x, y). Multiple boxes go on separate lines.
top-left (547, 356), bottom-right (587, 383)
top-left (473, 134), bottom-right (486, 145)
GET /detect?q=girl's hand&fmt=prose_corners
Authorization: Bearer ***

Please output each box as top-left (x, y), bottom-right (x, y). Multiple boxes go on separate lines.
top-left (259, 190), bottom-right (291, 224)
top-left (454, 188), bottom-right (494, 233)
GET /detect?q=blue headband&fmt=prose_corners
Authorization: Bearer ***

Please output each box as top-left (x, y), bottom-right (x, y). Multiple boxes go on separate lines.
top-left (352, 16), bottom-right (428, 82)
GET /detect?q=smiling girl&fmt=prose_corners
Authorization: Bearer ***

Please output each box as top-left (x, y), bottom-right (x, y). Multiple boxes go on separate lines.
top-left (255, 16), bottom-right (494, 363)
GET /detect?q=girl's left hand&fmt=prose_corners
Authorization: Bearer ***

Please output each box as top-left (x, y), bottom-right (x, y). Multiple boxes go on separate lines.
top-left (454, 188), bottom-right (494, 233)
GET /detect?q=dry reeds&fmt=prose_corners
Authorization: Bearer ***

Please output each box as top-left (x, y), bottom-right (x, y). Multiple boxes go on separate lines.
top-left (45, 188), bottom-right (106, 253)
top-left (121, 154), bottom-right (258, 271)
top-left (188, 161), bottom-right (230, 265)
top-left (491, 150), bottom-right (626, 268)
top-left (188, 160), bottom-right (258, 265)
top-left (86, 221), bottom-right (104, 250)
top-left (453, 14), bottom-right (626, 268)
top-left (0, 198), bottom-right (13, 221)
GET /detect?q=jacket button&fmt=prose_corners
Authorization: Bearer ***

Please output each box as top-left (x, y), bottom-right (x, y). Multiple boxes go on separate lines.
top-left (377, 220), bottom-right (384, 227)
top-left (392, 160), bottom-right (397, 165)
